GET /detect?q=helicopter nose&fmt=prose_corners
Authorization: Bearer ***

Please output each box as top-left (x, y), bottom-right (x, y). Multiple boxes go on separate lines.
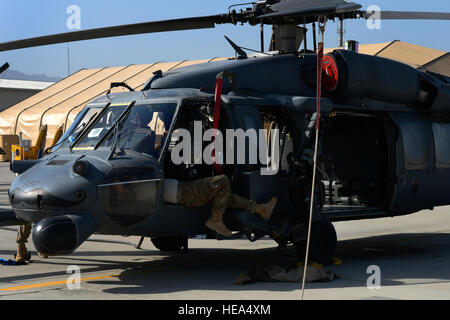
top-left (10, 187), bottom-right (87, 222)
top-left (9, 155), bottom-right (108, 223)
top-left (11, 188), bottom-right (85, 208)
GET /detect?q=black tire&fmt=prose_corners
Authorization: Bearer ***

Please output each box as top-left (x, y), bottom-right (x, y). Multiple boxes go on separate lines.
top-left (151, 236), bottom-right (188, 252)
top-left (294, 220), bottom-right (337, 264)
top-left (293, 239), bottom-right (307, 261)
top-left (309, 220), bottom-right (337, 264)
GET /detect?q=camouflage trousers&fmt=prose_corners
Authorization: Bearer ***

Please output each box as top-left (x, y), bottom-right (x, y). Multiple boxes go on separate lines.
top-left (16, 223), bottom-right (32, 245)
top-left (177, 175), bottom-right (257, 215)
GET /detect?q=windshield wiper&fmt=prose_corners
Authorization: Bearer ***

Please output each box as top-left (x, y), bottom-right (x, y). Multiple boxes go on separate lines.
top-left (68, 111), bottom-right (100, 151)
top-left (69, 103), bottom-right (111, 151)
top-left (94, 101), bottom-right (136, 151)
top-left (108, 121), bottom-right (122, 159)
top-left (44, 111), bottom-right (99, 154)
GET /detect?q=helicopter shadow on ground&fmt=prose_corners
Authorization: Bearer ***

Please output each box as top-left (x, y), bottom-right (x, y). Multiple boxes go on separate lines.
top-left (2, 232), bottom-right (450, 295)
top-left (83, 231), bottom-right (450, 295)
top-left (86, 245), bottom-right (303, 294)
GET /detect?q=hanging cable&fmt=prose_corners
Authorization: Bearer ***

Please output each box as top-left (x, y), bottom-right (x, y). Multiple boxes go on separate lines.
top-left (301, 17), bottom-right (326, 301)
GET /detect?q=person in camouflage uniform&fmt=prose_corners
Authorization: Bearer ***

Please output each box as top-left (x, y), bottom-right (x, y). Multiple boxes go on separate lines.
top-left (15, 223), bottom-right (31, 262)
top-left (176, 175), bottom-right (277, 237)
top-left (16, 223), bottom-right (47, 262)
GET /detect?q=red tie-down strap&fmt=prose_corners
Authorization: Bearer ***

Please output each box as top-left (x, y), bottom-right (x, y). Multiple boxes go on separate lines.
top-left (212, 71), bottom-right (234, 174)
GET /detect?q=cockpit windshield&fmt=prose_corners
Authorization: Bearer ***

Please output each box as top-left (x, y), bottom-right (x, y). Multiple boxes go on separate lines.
top-left (74, 102), bottom-right (177, 158)
top-left (75, 104), bottom-right (128, 149)
top-left (51, 106), bottom-right (103, 152)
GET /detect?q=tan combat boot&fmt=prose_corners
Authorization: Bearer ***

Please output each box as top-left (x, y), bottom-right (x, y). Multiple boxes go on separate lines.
top-left (206, 211), bottom-right (232, 237)
top-left (250, 198), bottom-right (278, 220)
top-left (15, 243), bottom-right (27, 263)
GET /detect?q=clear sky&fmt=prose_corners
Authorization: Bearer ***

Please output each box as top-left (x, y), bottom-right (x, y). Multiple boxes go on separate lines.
top-left (0, 0), bottom-right (449, 79)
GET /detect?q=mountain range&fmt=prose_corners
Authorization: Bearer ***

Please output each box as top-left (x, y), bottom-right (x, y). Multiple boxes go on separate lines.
top-left (0, 69), bottom-right (62, 82)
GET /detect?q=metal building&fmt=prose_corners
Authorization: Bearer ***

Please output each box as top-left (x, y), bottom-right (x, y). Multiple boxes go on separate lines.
top-left (0, 79), bottom-right (53, 112)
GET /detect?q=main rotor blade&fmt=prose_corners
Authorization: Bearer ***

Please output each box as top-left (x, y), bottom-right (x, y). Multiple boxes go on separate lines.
top-left (0, 62), bottom-right (9, 74)
top-left (0, 15), bottom-right (227, 52)
top-left (362, 10), bottom-right (450, 20)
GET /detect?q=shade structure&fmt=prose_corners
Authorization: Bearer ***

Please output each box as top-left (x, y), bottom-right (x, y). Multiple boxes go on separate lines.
top-left (0, 40), bottom-right (448, 148)
top-left (0, 57), bottom-right (227, 147)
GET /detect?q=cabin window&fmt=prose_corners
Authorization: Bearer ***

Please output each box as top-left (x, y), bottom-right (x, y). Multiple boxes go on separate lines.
top-left (401, 120), bottom-right (428, 170)
top-left (432, 122), bottom-right (450, 169)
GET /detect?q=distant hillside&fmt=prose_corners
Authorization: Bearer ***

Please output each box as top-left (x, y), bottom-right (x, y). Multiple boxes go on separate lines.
top-left (0, 69), bottom-right (61, 82)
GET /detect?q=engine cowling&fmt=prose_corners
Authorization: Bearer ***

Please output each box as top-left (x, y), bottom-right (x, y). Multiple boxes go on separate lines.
top-left (323, 49), bottom-right (422, 105)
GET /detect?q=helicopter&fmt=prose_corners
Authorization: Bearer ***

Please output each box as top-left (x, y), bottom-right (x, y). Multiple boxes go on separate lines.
top-left (0, 0), bottom-right (450, 264)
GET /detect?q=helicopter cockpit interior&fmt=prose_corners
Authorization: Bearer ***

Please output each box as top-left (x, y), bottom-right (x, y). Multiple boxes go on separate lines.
top-left (73, 102), bottom-right (176, 159)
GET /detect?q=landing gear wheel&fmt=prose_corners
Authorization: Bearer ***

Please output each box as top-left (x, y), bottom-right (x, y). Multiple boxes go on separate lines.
top-left (151, 236), bottom-right (188, 252)
top-left (309, 220), bottom-right (337, 264)
top-left (294, 220), bottom-right (337, 264)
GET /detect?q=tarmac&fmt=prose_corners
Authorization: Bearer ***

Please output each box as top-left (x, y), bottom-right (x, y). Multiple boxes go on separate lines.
top-left (1, 162), bottom-right (450, 300)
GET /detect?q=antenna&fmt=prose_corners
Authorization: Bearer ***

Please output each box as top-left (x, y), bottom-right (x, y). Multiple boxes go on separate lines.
top-left (67, 43), bottom-right (71, 76)
top-left (260, 21), bottom-right (264, 53)
top-left (338, 19), bottom-right (345, 47)
top-left (224, 36), bottom-right (248, 59)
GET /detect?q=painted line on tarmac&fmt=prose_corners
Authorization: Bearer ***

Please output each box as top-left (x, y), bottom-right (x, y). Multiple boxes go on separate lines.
top-left (0, 274), bottom-right (119, 292)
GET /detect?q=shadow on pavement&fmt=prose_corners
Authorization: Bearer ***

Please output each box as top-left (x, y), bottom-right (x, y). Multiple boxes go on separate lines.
top-left (1, 232), bottom-right (450, 295)
top-left (87, 232), bottom-right (450, 295)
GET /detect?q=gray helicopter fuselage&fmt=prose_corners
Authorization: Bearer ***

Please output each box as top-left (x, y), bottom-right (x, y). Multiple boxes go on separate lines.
top-left (9, 89), bottom-right (214, 237)
top-left (6, 51), bottom-right (450, 256)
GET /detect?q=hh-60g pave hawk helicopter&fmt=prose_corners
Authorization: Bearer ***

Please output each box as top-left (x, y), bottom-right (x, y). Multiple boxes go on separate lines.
top-left (1, 0), bottom-right (450, 263)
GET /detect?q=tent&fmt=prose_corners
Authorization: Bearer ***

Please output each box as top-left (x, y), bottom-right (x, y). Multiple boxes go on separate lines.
top-left (0, 58), bottom-right (226, 147)
top-left (1, 41), bottom-right (448, 148)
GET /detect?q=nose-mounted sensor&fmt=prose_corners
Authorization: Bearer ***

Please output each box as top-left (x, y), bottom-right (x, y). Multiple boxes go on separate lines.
top-left (73, 160), bottom-right (89, 176)
top-left (75, 190), bottom-right (86, 201)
